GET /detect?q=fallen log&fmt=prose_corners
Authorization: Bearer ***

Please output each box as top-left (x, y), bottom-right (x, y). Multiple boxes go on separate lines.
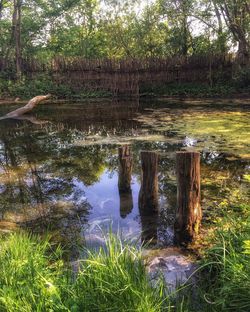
top-left (5, 94), bottom-right (51, 118)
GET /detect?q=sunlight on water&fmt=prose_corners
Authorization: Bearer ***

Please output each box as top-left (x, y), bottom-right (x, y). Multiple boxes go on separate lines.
top-left (0, 99), bottom-right (249, 256)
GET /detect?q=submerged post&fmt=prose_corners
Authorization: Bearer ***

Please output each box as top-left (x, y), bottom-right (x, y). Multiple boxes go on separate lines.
top-left (175, 151), bottom-right (202, 245)
top-left (139, 151), bottom-right (159, 244)
top-left (118, 145), bottom-right (133, 218)
top-left (118, 145), bottom-right (133, 192)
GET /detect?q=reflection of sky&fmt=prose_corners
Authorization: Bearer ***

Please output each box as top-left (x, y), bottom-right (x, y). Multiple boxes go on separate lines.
top-left (0, 101), bottom-right (248, 250)
top-left (76, 170), bottom-right (142, 241)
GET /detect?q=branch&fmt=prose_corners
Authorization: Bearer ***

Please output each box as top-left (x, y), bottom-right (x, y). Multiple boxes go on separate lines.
top-left (5, 94), bottom-right (51, 118)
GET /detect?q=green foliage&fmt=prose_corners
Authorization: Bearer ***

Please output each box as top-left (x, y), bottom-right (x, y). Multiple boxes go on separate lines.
top-left (197, 203), bottom-right (250, 312)
top-left (0, 76), bottom-right (111, 100)
top-left (1, 0), bottom-right (249, 62)
top-left (1, 0), bottom-right (249, 92)
top-left (233, 67), bottom-right (250, 88)
top-left (140, 82), bottom-right (236, 97)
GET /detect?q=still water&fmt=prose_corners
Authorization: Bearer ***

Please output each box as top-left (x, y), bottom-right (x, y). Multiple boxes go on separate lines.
top-left (0, 99), bottom-right (249, 257)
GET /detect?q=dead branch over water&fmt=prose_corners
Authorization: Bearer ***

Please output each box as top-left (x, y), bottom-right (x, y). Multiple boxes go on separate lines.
top-left (5, 94), bottom-right (51, 118)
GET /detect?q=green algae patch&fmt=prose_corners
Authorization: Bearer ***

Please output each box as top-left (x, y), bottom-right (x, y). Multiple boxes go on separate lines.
top-left (135, 108), bottom-right (250, 158)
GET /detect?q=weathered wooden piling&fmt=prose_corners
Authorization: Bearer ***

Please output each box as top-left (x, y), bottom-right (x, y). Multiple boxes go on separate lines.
top-left (139, 151), bottom-right (159, 214)
top-left (118, 145), bottom-right (133, 218)
top-left (118, 145), bottom-right (133, 192)
top-left (175, 151), bottom-right (202, 245)
top-left (139, 151), bottom-right (159, 244)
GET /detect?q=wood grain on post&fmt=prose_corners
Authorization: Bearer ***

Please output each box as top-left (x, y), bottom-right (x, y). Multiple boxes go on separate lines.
top-left (139, 151), bottom-right (159, 244)
top-left (175, 151), bottom-right (202, 245)
top-left (139, 151), bottom-right (158, 214)
top-left (118, 145), bottom-right (133, 218)
top-left (118, 145), bottom-right (133, 192)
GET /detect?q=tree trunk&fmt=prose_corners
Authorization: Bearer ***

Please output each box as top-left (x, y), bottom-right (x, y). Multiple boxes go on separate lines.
top-left (212, 0), bottom-right (227, 54)
top-left (16, 0), bottom-right (22, 78)
top-left (237, 39), bottom-right (250, 64)
top-left (218, 2), bottom-right (249, 64)
top-left (174, 151), bottom-right (202, 245)
top-left (0, 0), bottom-right (4, 20)
top-left (12, 0), bottom-right (22, 79)
top-left (5, 94), bottom-right (51, 118)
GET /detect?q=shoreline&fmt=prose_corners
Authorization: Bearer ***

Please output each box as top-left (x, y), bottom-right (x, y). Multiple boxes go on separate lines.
top-left (1, 95), bottom-right (250, 105)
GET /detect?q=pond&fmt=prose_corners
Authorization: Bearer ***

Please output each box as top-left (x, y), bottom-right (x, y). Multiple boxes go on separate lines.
top-left (0, 99), bottom-right (249, 258)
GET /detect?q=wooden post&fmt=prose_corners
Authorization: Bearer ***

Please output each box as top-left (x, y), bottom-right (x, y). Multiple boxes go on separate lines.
top-left (118, 145), bottom-right (132, 192)
top-left (118, 145), bottom-right (133, 218)
top-left (139, 151), bottom-right (159, 244)
top-left (175, 151), bottom-right (202, 245)
top-left (139, 151), bottom-right (158, 214)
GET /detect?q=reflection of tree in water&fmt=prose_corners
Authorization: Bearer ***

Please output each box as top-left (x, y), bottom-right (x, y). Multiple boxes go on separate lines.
top-left (37, 99), bottom-right (141, 137)
top-left (0, 104), bottom-right (248, 251)
top-left (0, 119), bottom-right (117, 255)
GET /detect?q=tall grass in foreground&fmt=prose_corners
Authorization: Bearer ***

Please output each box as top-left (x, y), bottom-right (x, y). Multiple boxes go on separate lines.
top-left (72, 234), bottom-right (167, 312)
top-left (0, 232), bottom-right (171, 312)
top-left (198, 204), bottom-right (250, 312)
top-left (0, 233), bottom-right (69, 312)
top-left (1, 209), bottom-right (249, 312)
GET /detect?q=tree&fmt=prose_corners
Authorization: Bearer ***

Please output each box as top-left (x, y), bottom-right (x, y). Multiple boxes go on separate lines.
top-left (214, 0), bottom-right (250, 60)
top-left (12, 0), bottom-right (22, 78)
top-left (158, 0), bottom-right (194, 56)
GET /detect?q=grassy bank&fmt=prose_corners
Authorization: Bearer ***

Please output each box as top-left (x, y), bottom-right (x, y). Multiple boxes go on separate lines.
top-left (0, 74), bottom-right (249, 100)
top-left (0, 206), bottom-right (249, 312)
top-left (140, 82), bottom-right (250, 98)
top-left (0, 211), bottom-right (249, 312)
top-left (195, 203), bottom-right (250, 312)
top-left (0, 232), bottom-right (170, 312)
top-left (0, 76), bottom-right (111, 100)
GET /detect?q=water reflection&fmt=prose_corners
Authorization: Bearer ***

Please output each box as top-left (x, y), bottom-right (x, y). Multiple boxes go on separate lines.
top-left (119, 190), bottom-right (133, 218)
top-left (0, 99), bottom-right (248, 255)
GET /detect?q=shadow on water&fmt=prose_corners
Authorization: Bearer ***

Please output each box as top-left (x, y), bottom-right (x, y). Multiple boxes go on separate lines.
top-left (0, 98), bottom-right (249, 257)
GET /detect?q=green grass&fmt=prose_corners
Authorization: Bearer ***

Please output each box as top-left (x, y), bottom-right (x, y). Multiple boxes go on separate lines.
top-left (0, 232), bottom-right (69, 312)
top-left (1, 74), bottom-right (249, 100)
top-left (0, 204), bottom-right (249, 312)
top-left (72, 234), bottom-right (167, 312)
top-left (196, 203), bottom-right (250, 312)
top-left (0, 232), bottom-right (171, 312)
